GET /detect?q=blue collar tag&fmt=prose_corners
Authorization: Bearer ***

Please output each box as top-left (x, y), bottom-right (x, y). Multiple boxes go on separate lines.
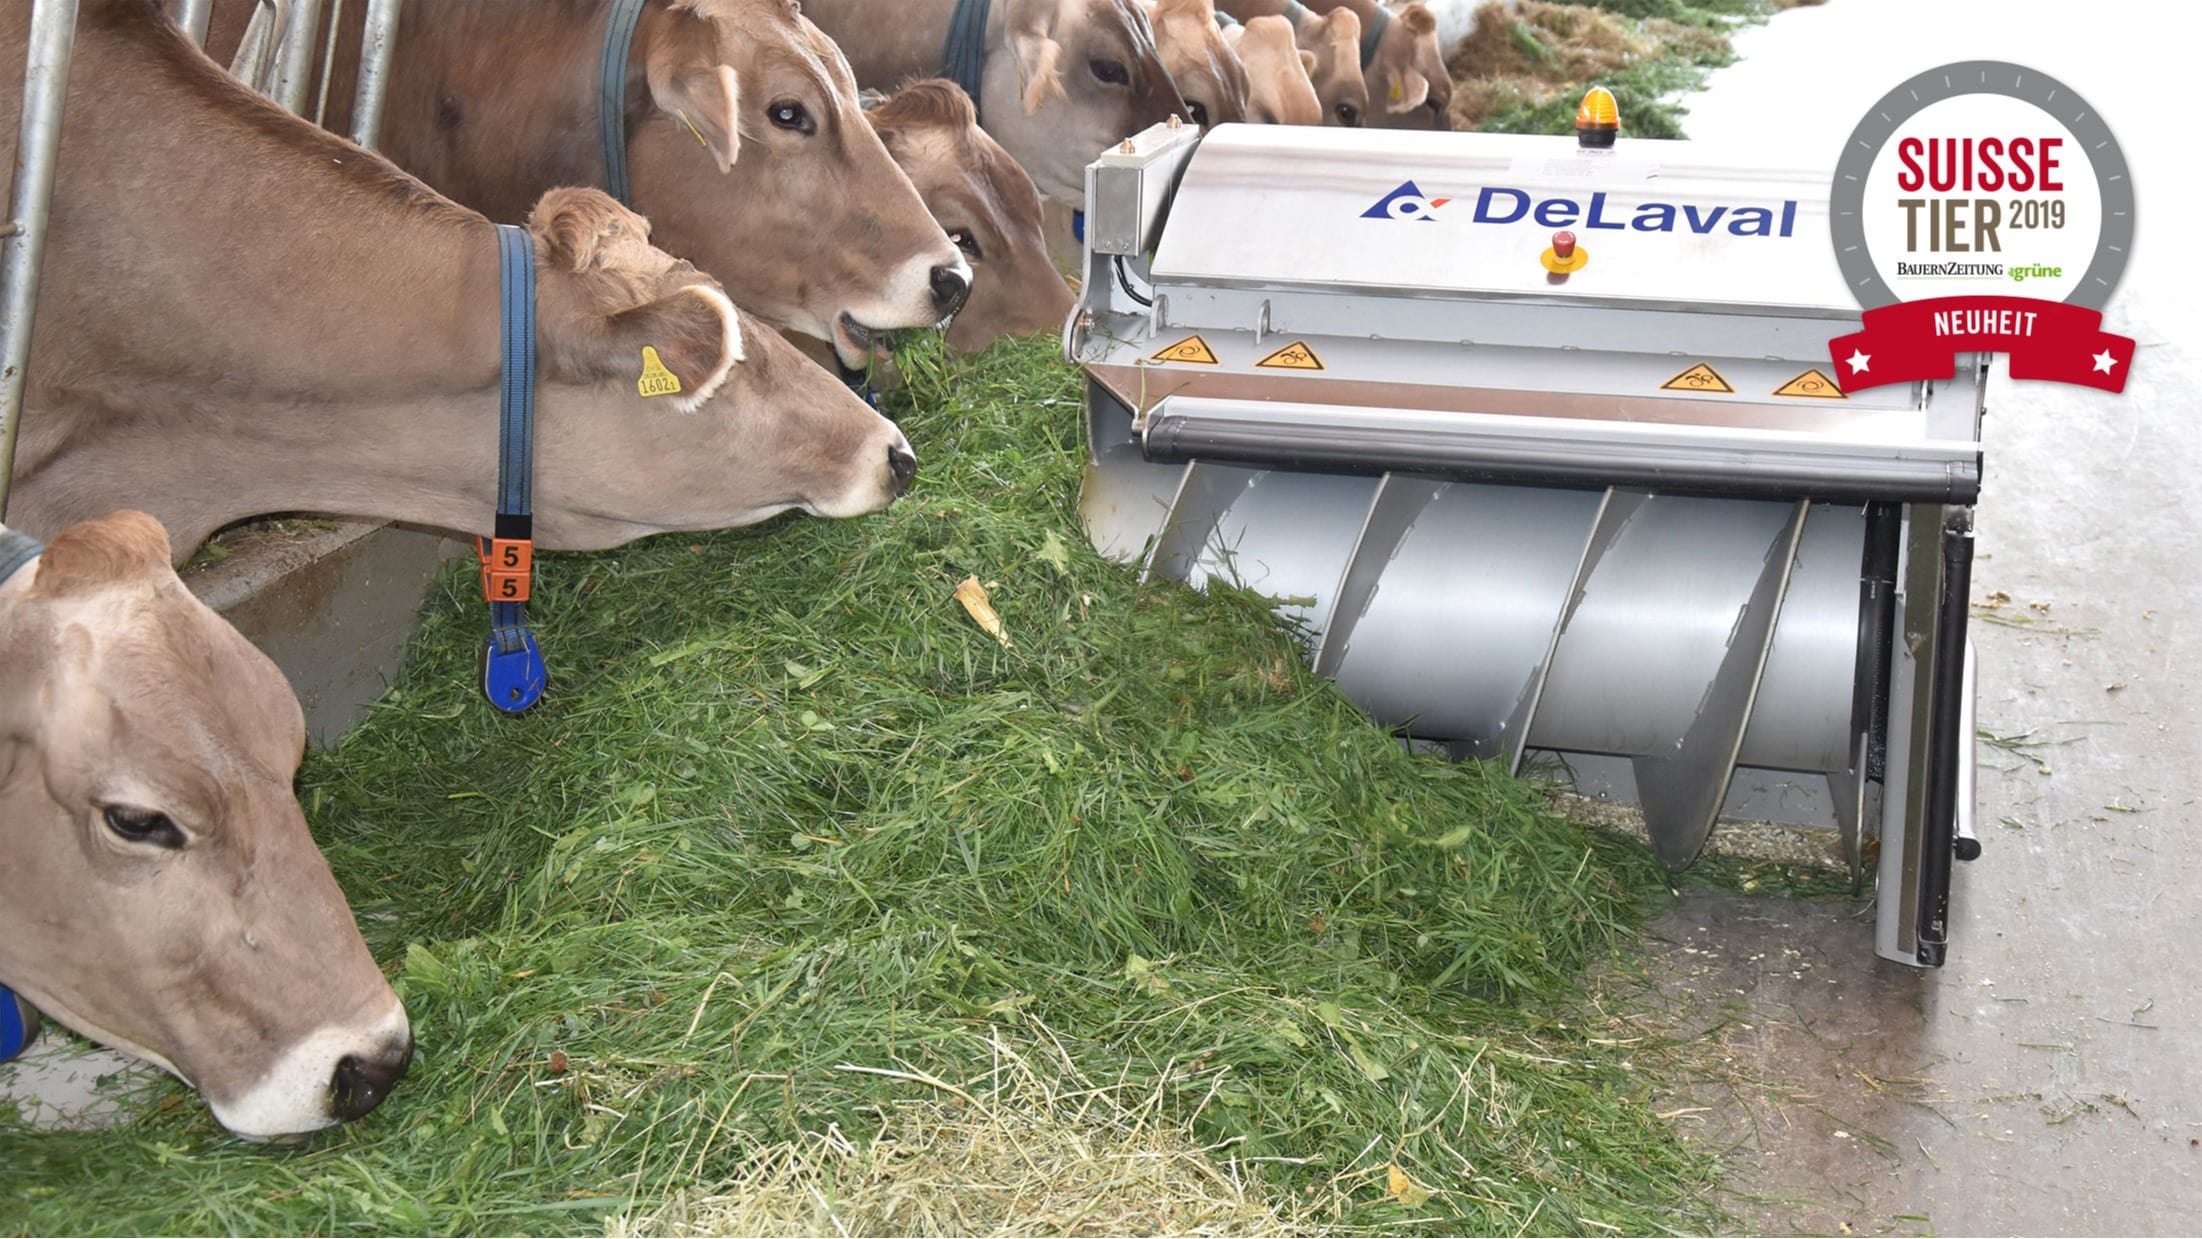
top-left (0, 985), bottom-right (37, 1062)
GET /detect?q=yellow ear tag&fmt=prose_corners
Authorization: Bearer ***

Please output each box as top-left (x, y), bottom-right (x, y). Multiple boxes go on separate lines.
top-left (1388, 76), bottom-right (1404, 104)
top-left (638, 346), bottom-right (683, 398)
top-left (674, 108), bottom-right (710, 150)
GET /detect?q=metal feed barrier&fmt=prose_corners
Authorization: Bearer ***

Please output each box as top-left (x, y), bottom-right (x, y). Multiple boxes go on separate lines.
top-left (0, 0), bottom-right (406, 524)
top-left (211, 0), bottom-right (403, 143)
top-left (0, 0), bottom-right (78, 524)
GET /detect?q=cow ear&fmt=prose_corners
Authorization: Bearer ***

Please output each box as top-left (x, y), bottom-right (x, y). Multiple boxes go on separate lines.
top-left (1389, 2), bottom-right (1439, 114)
top-left (32, 511), bottom-right (174, 594)
top-left (531, 187), bottom-right (649, 272)
top-left (1007, 29), bottom-right (1067, 114)
top-left (550, 284), bottom-right (745, 415)
top-left (645, 43), bottom-right (741, 172)
top-left (612, 285), bottom-right (745, 412)
top-left (1321, 8), bottom-right (1358, 52)
top-left (1383, 66), bottom-right (1430, 114)
top-left (1002, 0), bottom-right (1067, 114)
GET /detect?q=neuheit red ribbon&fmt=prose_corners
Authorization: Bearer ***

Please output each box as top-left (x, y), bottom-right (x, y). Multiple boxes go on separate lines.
top-left (1828, 296), bottom-right (2135, 394)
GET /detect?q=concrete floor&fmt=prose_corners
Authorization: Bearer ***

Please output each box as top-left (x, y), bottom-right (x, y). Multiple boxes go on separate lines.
top-left (1637, 4), bottom-right (2202, 1233)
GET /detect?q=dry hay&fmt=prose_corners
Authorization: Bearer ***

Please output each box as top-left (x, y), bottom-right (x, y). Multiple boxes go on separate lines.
top-left (1447, 1), bottom-right (1732, 131)
top-left (610, 1033), bottom-right (1313, 1238)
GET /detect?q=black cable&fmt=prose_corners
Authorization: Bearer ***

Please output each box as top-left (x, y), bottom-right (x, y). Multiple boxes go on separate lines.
top-left (1114, 255), bottom-right (1154, 307)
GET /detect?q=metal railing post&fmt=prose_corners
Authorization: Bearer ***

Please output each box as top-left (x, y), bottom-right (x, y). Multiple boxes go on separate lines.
top-left (348, 0), bottom-right (400, 149)
top-left (310, 0), bottom-right (344, 126)
top-left (172, 0), bottom-right (214, 45)
top-left (0, 0), bottom-right (81, 521)
top-left (268, 0), bottom-right (325, 115)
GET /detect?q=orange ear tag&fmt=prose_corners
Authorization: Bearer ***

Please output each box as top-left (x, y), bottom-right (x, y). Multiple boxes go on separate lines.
top-left (638, 346), bottom-right (683, 398)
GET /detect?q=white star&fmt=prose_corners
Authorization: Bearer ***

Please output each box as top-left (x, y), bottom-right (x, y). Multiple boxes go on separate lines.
top-left (2092, 350), bottom-right (2118, 374)
top-left (1846, 349), bottom-right (1871, 374)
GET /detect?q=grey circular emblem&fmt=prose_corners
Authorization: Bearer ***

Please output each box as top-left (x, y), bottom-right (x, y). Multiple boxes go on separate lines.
top-left (1830, 61), bottom-right (2133, 310)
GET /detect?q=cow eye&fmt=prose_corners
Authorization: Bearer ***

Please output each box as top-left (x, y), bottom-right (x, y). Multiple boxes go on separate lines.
top-left (1336, 101), bottom-right (1360, 126)
top-left (948, 228), bottom-right (984, 261)
top-left (102, 805), bottom-right (186, 850)
top-left (1186, 100), bottom-right (1209, 128)
top-left (765, 99), bottom-right (815, 135)
top-left (1089, 58), bottom-right (1130, 87)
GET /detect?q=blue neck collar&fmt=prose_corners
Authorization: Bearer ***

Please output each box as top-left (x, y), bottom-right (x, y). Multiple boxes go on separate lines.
top-left (0, 529), bottom-right (41, 589)
top-left (1359, 2), bottom-right (1391, 70)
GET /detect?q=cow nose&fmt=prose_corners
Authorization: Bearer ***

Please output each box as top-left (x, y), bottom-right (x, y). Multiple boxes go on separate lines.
top-left (887, 443), bottom-right (917, 497)
top-left (329, 1035), bottom-right (413, 1123)
top-left (930, 264), bottom-right (971, 319)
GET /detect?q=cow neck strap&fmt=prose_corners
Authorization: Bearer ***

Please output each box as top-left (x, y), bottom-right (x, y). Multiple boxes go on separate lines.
top-left (0, 529), bottom-right (41, 589)
top-left (600, 0), bottom-right (651, 206)
top-left (1358, 0), bottom-right (1390, 70)
top-left (943, 0), bottom-right (991, 123)
top-left (478, 223), bottom-right (549, 715)
top-left (1281, 1), bottom-right (1310, 23)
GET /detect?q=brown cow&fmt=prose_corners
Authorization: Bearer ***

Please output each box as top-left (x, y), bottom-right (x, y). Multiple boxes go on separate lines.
top-left (801, 0), bottom-right (1187, 207)
top-left (205, 0), bottom-right (970, 369)
top-left (1217, 0), bottom-right (1369, 128)
top-left (867, 81), bottom-right (1076, 352)
top-left (1223, 16), bottom-right (1323, 125)
top-left (1145, 0), bottom-right (1252, 129)
top-left (1300, 0), bottom-right (1451, 129)
top-left (0, 511), bottom-right (410, 1139)
top-left (8, 2), bottom-right (914, 562)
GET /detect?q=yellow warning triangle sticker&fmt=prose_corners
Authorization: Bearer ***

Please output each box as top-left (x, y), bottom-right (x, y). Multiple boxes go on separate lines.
top-left (1660, 362), bottom-right (1734, 394)
top-left (1150, 334), bottom-right (1219, 365)
top-left (1772, 368), bottom-right (1847, 399)
top-left (1255, 340), bottom-right (1325, 371)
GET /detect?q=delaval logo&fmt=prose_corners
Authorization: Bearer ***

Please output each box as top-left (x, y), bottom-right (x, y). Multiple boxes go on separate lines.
top-left (1362, 181), bottom-right (1451, 221)
top-left (1361, 182), bottom-right (1800, 237)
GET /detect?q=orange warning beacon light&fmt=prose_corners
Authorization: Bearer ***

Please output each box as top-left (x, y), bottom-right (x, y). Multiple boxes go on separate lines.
top-left (1577, 86), bottom-right (1619, 148)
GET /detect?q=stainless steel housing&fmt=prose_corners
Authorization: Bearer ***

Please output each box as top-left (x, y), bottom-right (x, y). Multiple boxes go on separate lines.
top-left (1068, 122), bottom-right (1987, 967)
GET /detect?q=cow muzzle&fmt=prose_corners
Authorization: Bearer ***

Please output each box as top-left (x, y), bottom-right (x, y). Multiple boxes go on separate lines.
top-left (888, 442), bottom-right (918, 498)
top-left (931, 264), bottom-right (972, 321)
top-left (204, 999), bottom-right (412, 1140)
top-left (331, 1033), bottom-right (414, 1123)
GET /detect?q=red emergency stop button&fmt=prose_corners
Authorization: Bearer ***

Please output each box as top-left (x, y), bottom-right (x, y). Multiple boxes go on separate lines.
top-left (1542, 230), bottom-right (1589, 274)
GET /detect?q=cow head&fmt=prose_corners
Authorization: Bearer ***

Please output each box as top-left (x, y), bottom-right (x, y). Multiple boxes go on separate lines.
top-left (1293, 6), bottom-right (1370, 128)
top-left (866, 82), bottom-right (1076, 354)
top-left (1225, 16), bottom-right (1322, 125)
top-left (1365, 2), bottom-right (1451, 130)
top-left (526, 190), bottom-right (917, 541)
top-left (980, 0), bottom-right (1188, 205)
top-left (626, 0), bottom-right (971, 369)
top-left (0, 512), bottom-right (410, 1141)
top-left (1145, 0), bottom-right (1251, 129)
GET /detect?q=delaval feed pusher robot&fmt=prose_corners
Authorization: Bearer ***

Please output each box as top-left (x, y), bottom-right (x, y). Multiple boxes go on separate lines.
top-left (1068, 97), bottom-right (1985, 967)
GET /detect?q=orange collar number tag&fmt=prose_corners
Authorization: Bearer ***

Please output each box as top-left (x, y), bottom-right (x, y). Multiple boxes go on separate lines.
top-left (478, 536), bottom-right (534, 604)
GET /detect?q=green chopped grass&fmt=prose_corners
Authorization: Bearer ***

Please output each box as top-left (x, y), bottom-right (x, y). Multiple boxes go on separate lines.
top-left (0, 337), bottom-right (1719, 1235)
